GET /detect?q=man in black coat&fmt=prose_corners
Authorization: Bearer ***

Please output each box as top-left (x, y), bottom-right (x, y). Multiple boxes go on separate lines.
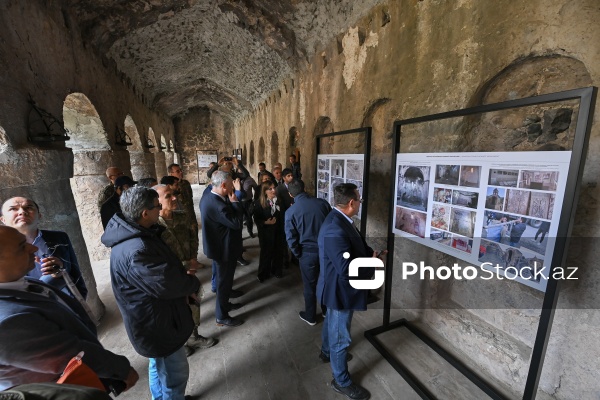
top-left (101, 187), bottom-right (200, 399)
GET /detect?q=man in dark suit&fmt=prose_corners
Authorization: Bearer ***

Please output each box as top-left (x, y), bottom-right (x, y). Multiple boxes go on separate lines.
top-left (0, 196), bottom-right (87, 299)
top-left (289, 154), bottom-right (302, 180)
top-left (0, 225), bottom-right (138, 392)
top-left (317, 183), bottom-right (378, 400)
top-left (284, 179), bottom-right (331, 326)
top-left (276, 168), bottom-right (295, 213)
top-left (199, 170), bottom-right (245, 327)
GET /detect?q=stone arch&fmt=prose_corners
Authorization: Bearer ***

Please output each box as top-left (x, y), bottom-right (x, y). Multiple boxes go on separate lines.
top-left (242, 143), bottom-right (248, 165)
top-left (250, 140), bottom-right (255, 165)
top-left (165, 139), bottom-right (175, 167)
top-left (126, 115), bottom-right (157, 180)
top-left (270, 131), bottom-right (280, 167)
top-left (0, 125), bottom-right (11, 154)
top-left (465, 55), bottom-right (593, 152)
top-left (314, 116), bottom-right (335, 153)
top-left (147, 128), bottom-right (158, 154)
top-left (361, 98), bottom-right (393, 152)
top-left (152, 129), bottom-right (168, 178)
top-left (258, 137), bottom-right (266, 163)
top-left (63, 94), bottom-right (110, 151)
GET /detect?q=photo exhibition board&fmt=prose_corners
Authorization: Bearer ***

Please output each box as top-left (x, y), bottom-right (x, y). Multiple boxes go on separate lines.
top-left (392, 151), bottom-right (571, 292)
top-left (317, 154), bottom-right (365, 213)
top-left (197, 153), bottom-right (218, 168)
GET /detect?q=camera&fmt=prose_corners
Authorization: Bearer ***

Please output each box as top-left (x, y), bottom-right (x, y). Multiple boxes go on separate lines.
top-left (224, 157), bottom-right (233, 161)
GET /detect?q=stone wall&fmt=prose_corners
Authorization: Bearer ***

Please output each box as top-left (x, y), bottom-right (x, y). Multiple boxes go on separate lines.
top-left (233, 0), bottom-right (600, 398)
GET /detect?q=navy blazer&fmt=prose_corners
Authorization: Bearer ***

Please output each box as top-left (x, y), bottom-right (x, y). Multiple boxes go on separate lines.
top-left (317, 209), bottom-right (374, 311)
top-left (284, 192), bottom-right (331, 258)
top-left (199, 189), bottom-right (244, 262)
top-left (0, 278), bottom-right (130, 390)
top-left (32, 230), bottom-right (88, 299)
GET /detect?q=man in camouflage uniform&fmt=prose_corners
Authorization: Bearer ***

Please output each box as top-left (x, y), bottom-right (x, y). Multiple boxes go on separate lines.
top-left (167, 164), bottom-right (197, 233)
top-left (97, 167), bottom-right (123, 210)
top-left (154, 184), bottom-right (217, 356)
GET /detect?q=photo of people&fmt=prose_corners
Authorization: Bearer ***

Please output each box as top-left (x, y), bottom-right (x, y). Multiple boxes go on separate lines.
top-left (505, 189), bottom-right (531, 215)
top-left (331, 159), bottom-right (345, 177)
top-left (434, 165), bottom-right (460, 186)
top-left (528, 192), bottom-right (555, 220)
top-left (478, 240), bottom-right (545, 283)
top-left (318, 158), bottom-right (330, 170)
top-left (433, 187), bottom-right (452, 203)
top-left (395, 206), bottom-right (427, 238)
top-left (318, 179), bottom-right (329, 192)
top-left (346, 160), bottom-right (364, 181)
top-left (519, 170), bottom-right (559, 191)
top-left (431, 204), bottom-right (450, 230)
top-left (396, 165), bottom-right (431, 212)
top-left (449, 208), bottom-right (476, 238)
top-left (459, 165), bottom-right (481, 188)
top-left (451, 190), bottom-right (479, 209)
top-left (430, 229), bottom-right (452, 246)
top-left (318, 171), bottom-right (329, 181)
top-left (451, 236), bottom-right (472, 254)
top-left (485, 187), bottom-right (506, 210)
top-left (488, 169), bottom-right (519, 187)
top-left (482, 212), bottom-right (549, 256)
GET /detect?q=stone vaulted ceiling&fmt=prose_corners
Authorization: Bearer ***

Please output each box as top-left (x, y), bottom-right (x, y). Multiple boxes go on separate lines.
top-left (68, 0), bottom-right (383, 121)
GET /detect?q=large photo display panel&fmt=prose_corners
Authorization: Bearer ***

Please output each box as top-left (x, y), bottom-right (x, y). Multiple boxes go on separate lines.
top-left (317, 153), bottom-right (365, 211)
top-left (392, 151), bottom-right (571, 292)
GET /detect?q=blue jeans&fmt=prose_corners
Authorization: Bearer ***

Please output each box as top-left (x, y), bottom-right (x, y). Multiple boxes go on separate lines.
top-left (211, 260), bottom-right (217, 292)
top-left (148, 347), bottom-right (189, 400)
top-left (321, 309), bottom-right (354, 387)
top-left (299, 252), bottom-right (321, 321)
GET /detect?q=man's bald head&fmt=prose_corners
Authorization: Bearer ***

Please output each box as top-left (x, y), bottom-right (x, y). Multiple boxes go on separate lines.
top-left (0, 226), bottom-right (38, 282)
top-left (106, 167), bottom-right (124, 184)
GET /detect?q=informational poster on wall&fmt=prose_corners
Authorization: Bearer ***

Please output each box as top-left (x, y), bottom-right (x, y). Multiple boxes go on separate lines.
top-left (392, 151), bottom-right (571, 291)
top-left (197, 153), bottom-right (218, 168)
top-left (317, 154), bottom-right (365, 210)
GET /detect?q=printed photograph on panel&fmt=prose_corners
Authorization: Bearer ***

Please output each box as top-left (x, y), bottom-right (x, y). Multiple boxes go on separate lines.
top-left (318, 180), bottom-right (329, 192)
top-left (346, 159), bottom-right (364, 181)
top-left (482, 212), bottom-right (548, 256)
top-left (430, 229), bottom-right (452, 246)
top-left (318, 158), bottom-right (330, 171)
top-left (505, 189), bottom-right (531, 215)
top-left (331, 160), bottom-right (345, 178)
top-left (318, 171), bottom-right (330, 181)
top-left (433, 187), bottom-right (452, 204)
top-left (347, 179), bottom-right (363, 197)
top-left (479, 240), bottom-right (544, 283)
top-left (317, 191), bottom-right (328, 200)
top-left (331, 177), bottom-right (344, 192)
top-left (528, 192), bottom-right (555, 220)
top-left (396, 165), bottom-right (431, 212)
top-left (459, 165), bottom-right (482, 188)
top-left (519, 170), bottom-right (558, 191)
top-left (451, 190), bottom-right (479, 209)
top-left (434, 165), bottom-right (460, 186)
top-left (485, 187), bottom-right (506, 210)
top-left (488, 169), bottom-right (519, 187)
top-left (431, 204), bottom-right (450, 230)
top-left (449, 208), bottom-right (476, 238)
top-left (395, 206), bottom-right (427, 238)
top-left (451, 236), bottom-right (473, 254)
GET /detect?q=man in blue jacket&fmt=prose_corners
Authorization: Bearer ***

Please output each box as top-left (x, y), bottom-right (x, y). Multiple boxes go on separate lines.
top-left (284, 179), bottom-right (331, 325)
top-left (317, 183), bottom-right (377, 400)
top-left (101, 187), bottom-right (200, 400)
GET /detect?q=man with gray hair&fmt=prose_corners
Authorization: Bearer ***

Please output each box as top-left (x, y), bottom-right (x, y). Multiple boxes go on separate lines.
top-left (101, 187), bottom-right (200, 400)
top-left (200, 170), bottom-right (245, 327)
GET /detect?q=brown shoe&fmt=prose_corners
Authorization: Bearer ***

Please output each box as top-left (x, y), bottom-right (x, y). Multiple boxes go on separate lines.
top-left (187, 334), bottom-right (217, 349)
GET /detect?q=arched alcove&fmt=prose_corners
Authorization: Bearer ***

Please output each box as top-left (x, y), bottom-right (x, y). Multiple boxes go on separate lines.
top-left (165, 139), bottom-right (175, 166)
top-left (314, 116), bottom-right (335, 153)
top-left (242, 143), bottom-right (248, 165)
top-left (126, 115), bottom-right (157, 180)
top-left (270, 131), bottom-right (279, 168)
top-left (250, 140), bottom-right (255, 166)
top-left (258, 137), bottom-right (266, 164)
top-left (361, 98), bottom-right (393, 152)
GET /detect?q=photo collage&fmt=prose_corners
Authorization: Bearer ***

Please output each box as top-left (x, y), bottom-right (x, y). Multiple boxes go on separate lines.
top-left (479, 169), bottom-right (559, 282)
top-left (317, 155), bottom-right (365, 212)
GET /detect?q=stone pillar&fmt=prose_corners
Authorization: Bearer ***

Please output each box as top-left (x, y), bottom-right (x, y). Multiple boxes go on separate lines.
top-left (0, 146), bottom-right (104, 319)
top-left (130, 151), bottom-right (157, 181)
top-left (70, 149), bottom-right (130, 262)
top-left (165, 151), bottom-right (175, 169)
top-left (154, 151), bottom-right (167, 179)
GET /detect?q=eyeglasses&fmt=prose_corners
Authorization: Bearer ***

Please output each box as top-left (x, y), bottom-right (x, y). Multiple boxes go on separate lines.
top-left (148, 203), bottom-right (162, 210)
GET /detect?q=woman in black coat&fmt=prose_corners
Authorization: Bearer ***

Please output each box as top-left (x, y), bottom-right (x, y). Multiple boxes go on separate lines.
top-left (253, 180), bottom-right (286, 282)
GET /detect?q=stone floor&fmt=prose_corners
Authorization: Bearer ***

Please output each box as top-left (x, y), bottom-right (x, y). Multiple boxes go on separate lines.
top-left (92, 185), bottom-right (492, 399)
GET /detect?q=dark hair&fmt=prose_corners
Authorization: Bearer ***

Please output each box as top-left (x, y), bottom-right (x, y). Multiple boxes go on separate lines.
top-left (282, 168), bottom-right (293, 177)
top-left (120, 186), bottom-right (158, 222)
top-left (259, 162), bottom-right (266, 167)
top-left (167, 163), bottom-right (180, 172)
top-left (334, 183), bottom-right (358, 206)
top-left (288, 180), bottom-right (305, 196)
top-left (160, 176), bottom-right (179, 185)
top-left (289, 154), bottom-right (296, 159)
top-left (137, 177), bottom-right (158, 188)
top-left (258, 181), bottom-right (275, 209)
top-left (520, 217), bottom-right (528, 224)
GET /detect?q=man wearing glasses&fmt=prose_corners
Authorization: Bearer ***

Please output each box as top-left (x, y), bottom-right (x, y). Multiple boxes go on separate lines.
top-left (102, 187), bottom-right (201, 400)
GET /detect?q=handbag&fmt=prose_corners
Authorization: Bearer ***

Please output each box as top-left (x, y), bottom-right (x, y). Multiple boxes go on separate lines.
top-left (57, 351), bottom-right (106, 392)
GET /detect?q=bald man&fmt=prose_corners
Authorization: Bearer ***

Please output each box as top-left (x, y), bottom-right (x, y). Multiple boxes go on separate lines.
top-left (0, 226), bottom-right (138, 391)
top-left (97, 166), bottom-right (124, 210)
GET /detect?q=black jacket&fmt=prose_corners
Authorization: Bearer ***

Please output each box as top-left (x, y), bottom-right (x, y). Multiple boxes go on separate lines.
top-left (101, 213), bottom-right (200, 358)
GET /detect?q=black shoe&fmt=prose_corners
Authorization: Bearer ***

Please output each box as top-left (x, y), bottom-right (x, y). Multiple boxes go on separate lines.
top-left (299, 311), bottom-right (316, 326)
top-left (319, 351), bottom-right (353, 363)
top-left (331, 380), bottom-right (370, 400)
top-left (229, 289), bottom-right (244, 298)
top-left (216, 317), bottom-right (244, 327)
top-left (227, 302), bottom-right (243, 311)
top-left (237, 257), bottom-right (250, 266)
